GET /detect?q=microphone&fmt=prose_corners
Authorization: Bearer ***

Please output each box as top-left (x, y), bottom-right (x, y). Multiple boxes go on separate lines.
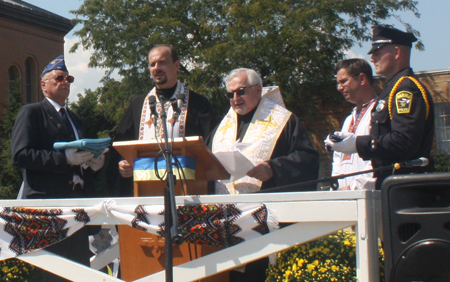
top-left (171, 94), bottom-right (184, 122)
top-left (149, 95), bottom-right (158, 121)
top-left (396, 157), bottom-right (429, 169)
top-left (170, 97), bottom-right (179, 116)
top-left (176, 94), bottom-right (184, 113)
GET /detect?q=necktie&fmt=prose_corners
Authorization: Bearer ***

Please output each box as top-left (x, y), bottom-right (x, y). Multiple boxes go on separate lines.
top-left (60, 108), bottom-right (75, 136)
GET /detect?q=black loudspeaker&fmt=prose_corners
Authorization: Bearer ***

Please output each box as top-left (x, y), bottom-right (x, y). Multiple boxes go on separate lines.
top-left (382, 173), bottom-right (450, 282)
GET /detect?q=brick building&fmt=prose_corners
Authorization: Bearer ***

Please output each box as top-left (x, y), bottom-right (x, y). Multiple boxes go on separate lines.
top-left (0, 0), bottom-right (73, 117)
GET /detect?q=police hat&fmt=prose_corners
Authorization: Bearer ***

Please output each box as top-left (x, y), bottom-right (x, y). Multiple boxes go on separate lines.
top-left (41, 55), bottom-right (68, 77)
top-left (368, 25), bottom-right (417, 54)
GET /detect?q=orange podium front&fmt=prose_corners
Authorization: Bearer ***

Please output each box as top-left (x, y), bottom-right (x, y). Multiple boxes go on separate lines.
top-left (113, 136), bottom-right (230, 281)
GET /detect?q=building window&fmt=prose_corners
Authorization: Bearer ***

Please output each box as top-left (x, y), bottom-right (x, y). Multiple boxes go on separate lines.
top-left (435, 103), bottom-right (450, 153)
top-left (8, 65), bottom-right (21, 100)
top-left (25, 57), bottom-right (39, 103)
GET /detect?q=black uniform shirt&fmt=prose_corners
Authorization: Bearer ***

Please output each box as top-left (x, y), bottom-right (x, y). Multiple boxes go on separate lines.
top-left (356, 68), bottom-right (434, 188)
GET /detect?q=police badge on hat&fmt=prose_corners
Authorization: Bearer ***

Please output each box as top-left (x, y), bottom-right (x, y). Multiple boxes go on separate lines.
top-left (376, 100), bottom-right (386, 112)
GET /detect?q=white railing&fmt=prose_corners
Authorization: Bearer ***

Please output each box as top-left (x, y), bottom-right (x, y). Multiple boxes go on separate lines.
top-left (1, 190), bottom-right (381, 282)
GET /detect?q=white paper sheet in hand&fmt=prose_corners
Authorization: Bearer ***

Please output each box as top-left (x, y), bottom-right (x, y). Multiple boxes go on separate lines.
top-left (214, 150), bottom-right (255, 182)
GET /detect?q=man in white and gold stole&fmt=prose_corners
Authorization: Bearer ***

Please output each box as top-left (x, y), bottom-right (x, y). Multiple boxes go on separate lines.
top-left (209, 69), bottom-right (319, 281)
top-left (210, 68), bottom-right (319, 194)
top-left (108, 45), bottom-right (215, 196)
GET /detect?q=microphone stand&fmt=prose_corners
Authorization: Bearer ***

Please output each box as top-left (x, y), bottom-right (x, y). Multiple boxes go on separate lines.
top-left (158, 96), bottom-right (183, 282)
top-left (257, 163), bottom-right (399, 193)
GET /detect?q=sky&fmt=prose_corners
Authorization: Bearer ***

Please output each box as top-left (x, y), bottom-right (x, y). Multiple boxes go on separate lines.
top-left (22, 0), bottom-right (450, 102)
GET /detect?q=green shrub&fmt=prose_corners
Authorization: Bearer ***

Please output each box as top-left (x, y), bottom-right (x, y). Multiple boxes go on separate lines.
top-left (266, 230), bottom-right (384, 282)
top-left (0, 259), bottom-right (43, 281)
top-left (432, 152), bottom-right (450, 172)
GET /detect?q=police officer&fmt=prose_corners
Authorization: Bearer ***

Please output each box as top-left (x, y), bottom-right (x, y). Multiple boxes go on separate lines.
top-left (325, 25), bottom-right (434, 189)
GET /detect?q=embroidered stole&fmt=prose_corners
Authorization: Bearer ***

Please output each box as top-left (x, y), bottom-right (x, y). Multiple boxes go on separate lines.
top-left (139, 81), bottom-right (189, 140)
top-left (342, 99), bottom-right (377, 161)
top-left (212, 86), bottom-right (291, 194)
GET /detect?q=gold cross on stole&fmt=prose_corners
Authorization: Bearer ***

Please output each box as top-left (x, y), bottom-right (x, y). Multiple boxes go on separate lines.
top-left (256, 115), bottom-right (277, 130)
top-left (218, 119), bottom-right (234, 133)
top-left (256, 115), bottom-right (277, 138)
top-left (218, 119), bottom-right (234, 143)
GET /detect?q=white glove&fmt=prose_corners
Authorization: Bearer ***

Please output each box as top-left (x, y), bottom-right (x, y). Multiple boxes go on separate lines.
top-left (324, 132), bottom-right (357, 155)
top-left (65, 148), bottom-right (94, 166)
top-left (86, 148), bottom-right (109, 171)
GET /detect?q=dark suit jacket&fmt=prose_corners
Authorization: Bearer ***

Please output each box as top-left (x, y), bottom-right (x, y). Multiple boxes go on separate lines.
top-left (10, 98), bottom-right (98, 275)
top-left (11, 98), bottom-right (95, 199)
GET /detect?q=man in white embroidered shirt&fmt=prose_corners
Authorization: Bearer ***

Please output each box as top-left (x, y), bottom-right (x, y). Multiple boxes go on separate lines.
top-left (329, 59), bottom-right (378, 190)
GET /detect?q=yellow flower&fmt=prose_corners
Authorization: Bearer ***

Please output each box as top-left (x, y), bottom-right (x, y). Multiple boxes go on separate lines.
top-left (313, 260), bottom-right (320, 266)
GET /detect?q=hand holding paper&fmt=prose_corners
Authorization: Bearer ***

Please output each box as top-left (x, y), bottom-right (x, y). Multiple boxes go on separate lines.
top-left (213, 142), bottom-right (254, 182)
top-left (246, 161), bottom-right (273, 182)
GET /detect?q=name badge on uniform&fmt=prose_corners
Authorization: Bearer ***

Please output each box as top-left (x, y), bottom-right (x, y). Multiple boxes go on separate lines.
top-left (376, 100), bottom-right (385, 112)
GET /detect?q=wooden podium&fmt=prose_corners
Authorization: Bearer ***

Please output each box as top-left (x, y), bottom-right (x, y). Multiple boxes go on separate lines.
top-left (113, 136), bottom-right (230, 281)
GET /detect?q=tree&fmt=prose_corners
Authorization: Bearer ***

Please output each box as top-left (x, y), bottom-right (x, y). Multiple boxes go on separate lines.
top-left (70, 89), bottom-right (115, 138)
top-left (0, 79), bottom-right (23, 199)
top-left (71, 0), bottom-right (421, 124)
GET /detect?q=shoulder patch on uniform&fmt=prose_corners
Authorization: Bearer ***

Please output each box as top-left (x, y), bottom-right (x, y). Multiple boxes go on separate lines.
top-left (395, 91), bottom-right (413, 114)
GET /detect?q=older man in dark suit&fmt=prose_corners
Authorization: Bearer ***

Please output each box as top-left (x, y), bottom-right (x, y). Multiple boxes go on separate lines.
top-left (11, 55), bottom-right (106, 281)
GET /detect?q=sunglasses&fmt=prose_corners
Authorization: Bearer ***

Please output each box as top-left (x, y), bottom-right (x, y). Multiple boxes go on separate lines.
top-left (53, 75), bottom-right (75, 83)
top-left (224, 84), bottom-right (257, 99)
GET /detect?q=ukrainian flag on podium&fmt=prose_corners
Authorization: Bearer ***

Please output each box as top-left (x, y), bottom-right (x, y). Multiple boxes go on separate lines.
top-left (133, 156), bottom-right (196, 181)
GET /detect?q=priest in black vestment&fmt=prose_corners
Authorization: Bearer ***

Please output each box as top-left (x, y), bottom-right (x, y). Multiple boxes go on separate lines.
top-left (108, 44), bottom-right (216, 196)
top-left (208, 68), bottom-right (319, 193)
top-left (207, 68), bottom-right (319, 281)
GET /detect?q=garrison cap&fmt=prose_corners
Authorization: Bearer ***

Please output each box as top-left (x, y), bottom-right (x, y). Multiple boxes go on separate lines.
top-left (368, 25), bottom-right (417, 54)
top-left (41, 55), bottom-right (68, 77)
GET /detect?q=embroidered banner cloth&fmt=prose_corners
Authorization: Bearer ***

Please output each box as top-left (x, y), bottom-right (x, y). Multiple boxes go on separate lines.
top-left (0, 201), bottom-right (277, 260)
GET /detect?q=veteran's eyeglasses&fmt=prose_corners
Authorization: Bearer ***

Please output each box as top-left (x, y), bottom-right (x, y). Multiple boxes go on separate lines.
top-left (224, 84), bottom-right (257, 99)
top-left (51, 75), bottom-right (75, 83)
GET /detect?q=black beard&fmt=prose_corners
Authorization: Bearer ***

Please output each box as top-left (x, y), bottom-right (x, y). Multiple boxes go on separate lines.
top-left (153, 71), bottom-right (167, 85)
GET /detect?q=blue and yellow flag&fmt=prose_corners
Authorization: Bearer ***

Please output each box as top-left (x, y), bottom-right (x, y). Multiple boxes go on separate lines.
top-left (133, 156), bottom-right (196, 181)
